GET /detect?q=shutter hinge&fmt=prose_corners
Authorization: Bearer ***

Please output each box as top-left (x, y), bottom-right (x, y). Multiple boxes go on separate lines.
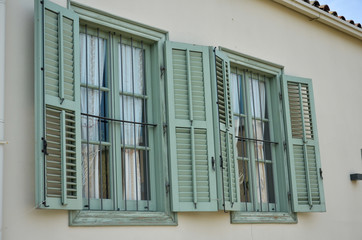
top-left (160, 66), bottom-right (165, 79)
top-left (165, 181), bottom-right (170, 194)
top-left (319, 168), bottom-right (323, 180)
top-left (279, 92), bottom-right (282, 101)
top-left (220, 155), bottom-right (225, 169)
top-left (41, 137), bottom-right (49, 155)
top-left (163, 123), bottom-right (168, 135)
top-left (283, 141), bottom-right (287, 151)
top-left (42, 200), bottom-right (49, 207)
top-left (288, 192), bottom-right (291, 201)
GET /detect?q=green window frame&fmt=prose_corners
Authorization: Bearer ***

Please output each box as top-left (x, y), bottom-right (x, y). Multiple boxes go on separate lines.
top-left (34, 0), bottom-right (325, 226)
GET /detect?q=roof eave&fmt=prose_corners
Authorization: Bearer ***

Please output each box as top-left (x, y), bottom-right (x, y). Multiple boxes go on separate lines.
top-left (271, 0), bottom-right (362, 41)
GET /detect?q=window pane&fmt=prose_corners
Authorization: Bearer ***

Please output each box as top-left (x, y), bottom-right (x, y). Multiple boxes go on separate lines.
top-left (238, 160), bottom-right (250, 202)
top-left (82, 144), bottom-right (111, 199)
top-left (231, 73), bottom-right (244, 114)
top-left (80, 34), bottom-right (107, 87)
top-left (249, 78), bottom-right (267, 119)
top-left (119, 44), bottom-right (145, 95)
top-left (122, 149), bottom-right (150, 201)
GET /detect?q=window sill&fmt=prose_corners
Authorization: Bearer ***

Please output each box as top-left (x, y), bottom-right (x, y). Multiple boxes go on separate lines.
top-left (231, 212), bottom-right (297, 224)
top-left (69, 210), bottom-right (177, 226)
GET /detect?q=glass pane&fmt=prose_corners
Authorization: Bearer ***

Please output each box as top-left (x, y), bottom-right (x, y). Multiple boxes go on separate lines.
top-left (119, 44), bottom-right (145, 95)
top-left (82, 144), bottom-right (111, 199)
top-left (80, 33), bottom-right (107, 87)
top-left (231, 73), bottom-right (244, 114)
top-left (235, 117), bottom-right (247, 158)
top-left (255, 162), bottom-right (268, 203)
top-left (249, 78), bottom-right (267, 119)
top-left (238, 160), bottom-right (250, 202)
top-left (120, 96), bottom-right (146, 146)
top-left (266, 163), bottom-right (275, 203)
top-left (81, 88), bottom-right (109, 142)
top-left (122, 149), bottom-right (150, 201)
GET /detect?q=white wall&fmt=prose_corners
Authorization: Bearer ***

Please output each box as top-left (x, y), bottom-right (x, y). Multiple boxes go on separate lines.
top-left (3, 0), bottom-right (362, 239)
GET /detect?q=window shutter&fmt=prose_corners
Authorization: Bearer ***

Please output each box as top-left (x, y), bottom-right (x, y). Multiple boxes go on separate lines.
top-left (211, 49), bottom-right (240, 211)
top-left (165, 42), bottom-right (217, 212)
top-left (283, 75), bottom-right (325, 212)
top-left (35, 0), bottom-right (82, 209)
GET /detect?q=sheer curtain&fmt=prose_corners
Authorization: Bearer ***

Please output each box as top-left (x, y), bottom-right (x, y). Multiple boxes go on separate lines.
top-left (80, 33), bottom-right (106, 199)
top-left (119, 44), bottom-right (145, 201)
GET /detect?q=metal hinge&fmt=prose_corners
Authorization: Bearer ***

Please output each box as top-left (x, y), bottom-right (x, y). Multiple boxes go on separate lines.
top-left (163, 123), bottom-right (168, 135)
top-left (41, 137), bottom-right (48, 155)
top-left (165, 181), bottom-right (170, 194)
top-left (279, 92), bottom-right (283, 101)
top-left (160, 66), bottom-right (165, 78)
top-left (288, 192), bottom-right (291, 201)
top-left (283, 141), bottom-right (287, 151)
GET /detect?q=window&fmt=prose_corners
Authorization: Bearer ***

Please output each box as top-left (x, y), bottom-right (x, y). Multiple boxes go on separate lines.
top-left (231, 68), bottom-right (277, 212)
top-left (79, 26), bottom-right (156, 211)
top-left (34, 0), bottom-right (325, 226)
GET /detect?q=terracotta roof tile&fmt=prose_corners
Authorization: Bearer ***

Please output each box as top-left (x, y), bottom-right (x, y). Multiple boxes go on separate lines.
top-left (300, 0), bottom-right (361, 29)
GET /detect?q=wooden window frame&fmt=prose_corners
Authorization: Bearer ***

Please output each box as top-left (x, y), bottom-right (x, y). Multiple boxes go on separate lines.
top-left (68, 2), bottom-right (176, 226)
top-left (219, 47), bottom-right (297, 224)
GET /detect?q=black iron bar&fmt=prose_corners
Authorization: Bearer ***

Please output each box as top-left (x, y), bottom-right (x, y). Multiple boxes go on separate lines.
top-left (81, 113), bottom-right (157, 127)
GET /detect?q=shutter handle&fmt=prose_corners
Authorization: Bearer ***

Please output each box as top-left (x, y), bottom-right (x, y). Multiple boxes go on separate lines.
top-left (211, 157), bottom-right (215, 171)
top-left (319, 168), bottom-right (323, 180)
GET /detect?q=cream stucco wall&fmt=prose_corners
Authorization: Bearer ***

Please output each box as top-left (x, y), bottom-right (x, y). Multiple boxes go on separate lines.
top-left (3, 0), bottom-right (362, 239)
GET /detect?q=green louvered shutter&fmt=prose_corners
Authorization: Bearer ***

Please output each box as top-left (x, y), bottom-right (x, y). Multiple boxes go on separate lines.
top-left (34, 0), bottom-right (82, 209)
top-left (210, 49), bottom-right (240, 211)
top-left (165, 42), bottom-right (217, 212)
top-left (283, 75), bottom-right (325, 212)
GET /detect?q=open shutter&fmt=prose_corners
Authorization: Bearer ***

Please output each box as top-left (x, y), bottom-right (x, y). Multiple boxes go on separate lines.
top-left (165, 42), bottom-right (217, 212)
top-left (283, 75), bottom-right (325, 212)
top-left (35, 0), bottom-right (82, 209)
top-left (210, 49), bottom-right (240, 211)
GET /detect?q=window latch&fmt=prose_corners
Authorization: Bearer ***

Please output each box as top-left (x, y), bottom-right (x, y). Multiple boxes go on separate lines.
top-left (41, 137), bottom-right (48, 155)
top-left (319, 168), bottom-right (323, 180)
top-left (211, 157), bottom-right (215, 171)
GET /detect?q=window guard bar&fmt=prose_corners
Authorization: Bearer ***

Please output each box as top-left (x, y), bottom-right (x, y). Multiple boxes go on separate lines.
top-left (235, 136), bottom-right (278, 145)
top-left (81, 113), bottom-right (157, 127)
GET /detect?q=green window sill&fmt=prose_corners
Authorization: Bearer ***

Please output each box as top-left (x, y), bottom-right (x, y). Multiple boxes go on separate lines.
top-left (69, 210), bottom-right (177, 226)
top-left (231, 212), bottom-right (297, 224)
